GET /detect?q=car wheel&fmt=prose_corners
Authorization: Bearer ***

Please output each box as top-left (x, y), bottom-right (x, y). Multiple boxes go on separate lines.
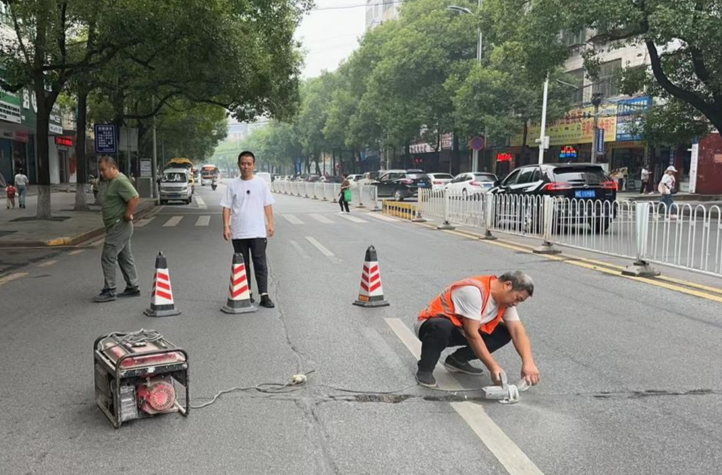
top-left (394, 189), bottom-right (404, 202)
top-left (159, 199), bottom-right (166, 206)
top-left (462, 188), bottom-right (468, 200)
top-left (590, 216), bottom-right (611, 234)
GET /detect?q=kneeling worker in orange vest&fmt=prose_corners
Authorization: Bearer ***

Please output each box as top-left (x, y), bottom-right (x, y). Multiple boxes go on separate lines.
top-left (415, 271), bottom-right (540, 388)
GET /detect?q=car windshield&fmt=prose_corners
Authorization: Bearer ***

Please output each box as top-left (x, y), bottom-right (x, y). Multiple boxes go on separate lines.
top-left (162, 173), bottom-right (186, 183)
top-left (553, 168), bottom-right (607, 185)
top-left (472, 174), bottom-right (496, 182)
top-left (431, 174), bottom-right (453, 180)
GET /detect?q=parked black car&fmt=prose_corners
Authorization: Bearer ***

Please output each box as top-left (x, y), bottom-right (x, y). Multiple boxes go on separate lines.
top-left (489, 163), bottom-right (618, 233)
top-left (370, 169), bottom-right (431, 201)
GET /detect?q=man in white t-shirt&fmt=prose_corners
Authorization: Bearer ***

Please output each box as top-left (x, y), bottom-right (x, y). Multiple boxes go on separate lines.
top-left (14, 169), bottom-right (29, 209)
top-left (221, 151), bottom-right (276, 308)
top-left (415, 271), bottom-right (540, 388)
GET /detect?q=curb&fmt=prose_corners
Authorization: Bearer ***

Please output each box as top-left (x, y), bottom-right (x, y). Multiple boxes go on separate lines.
top-left (0, 201), bottom-right (158, 248)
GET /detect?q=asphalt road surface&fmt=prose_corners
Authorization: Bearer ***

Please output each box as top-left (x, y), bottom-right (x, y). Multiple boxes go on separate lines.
top-left (2, 184), bottom-right (721, 474)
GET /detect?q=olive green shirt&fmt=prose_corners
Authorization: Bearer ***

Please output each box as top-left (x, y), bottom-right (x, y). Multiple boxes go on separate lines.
top-left (102, 173), bottom-right (138, 228)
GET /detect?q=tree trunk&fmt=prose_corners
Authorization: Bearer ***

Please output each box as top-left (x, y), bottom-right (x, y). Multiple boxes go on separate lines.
top-left (404, 141), bottom-right (410, 170)
top-left (35, 80), bottom-right (52, 220)
top-left (521, 120), bottom-right (530, 165)
top-left (74, 87), bottom-right (90, 211)
top-left (452, 132), bottom-right (460, 175)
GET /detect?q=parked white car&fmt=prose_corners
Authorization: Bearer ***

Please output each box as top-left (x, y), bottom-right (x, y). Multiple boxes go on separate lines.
top-left (426, 172), bottom-right (454, 190)
top-left (444, 172), bottom-right (498, 197)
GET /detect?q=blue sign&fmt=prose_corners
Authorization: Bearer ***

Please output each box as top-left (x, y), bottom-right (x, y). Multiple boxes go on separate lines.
top-left (94, 124), bottom-right (117, 154)
top-left (616, 96), bottom-right (651, 142)
top-left (595, 128), bottom-right (605, 154)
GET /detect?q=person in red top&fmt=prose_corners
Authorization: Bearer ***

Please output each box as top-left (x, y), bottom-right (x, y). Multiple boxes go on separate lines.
top-left (415, 271), bottom-right (540, 388)
top-left (5, 184), bottom-right (17, 209)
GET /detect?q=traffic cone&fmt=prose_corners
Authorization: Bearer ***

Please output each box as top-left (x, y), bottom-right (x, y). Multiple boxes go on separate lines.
top-left (144, 252), bottom-right (181, 317)
top-left (353, 245), bottom-right (390, 308)
top-left (221, 253), bottom-right (257, 314)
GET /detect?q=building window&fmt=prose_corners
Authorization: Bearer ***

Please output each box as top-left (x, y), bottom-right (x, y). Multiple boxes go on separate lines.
top-left (561, 29), bottom-right (585, 47)
top-left (593, 59), bottom-right (622, 99)
top-left (566, 69), bottom-right (585, 105)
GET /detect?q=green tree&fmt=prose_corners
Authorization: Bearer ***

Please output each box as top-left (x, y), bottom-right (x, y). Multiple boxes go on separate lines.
top-left (545, 0), bottom-right (722, 134)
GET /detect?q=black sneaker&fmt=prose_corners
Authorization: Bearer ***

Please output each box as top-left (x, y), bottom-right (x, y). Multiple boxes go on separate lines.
top-left (415, 371), bottom-right (437, 388)
top-left (118, 287), bottom-right (141, 298)
top-left (444, 354), bottom-right (484, 375)
top-left (93, 289), bottom-right (117, 303)
top-left (259, 294), bottom-right (275, 308)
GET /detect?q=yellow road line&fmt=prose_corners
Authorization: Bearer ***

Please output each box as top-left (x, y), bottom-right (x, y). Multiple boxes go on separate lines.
top-left (0, 272), bottom-right (28, 287)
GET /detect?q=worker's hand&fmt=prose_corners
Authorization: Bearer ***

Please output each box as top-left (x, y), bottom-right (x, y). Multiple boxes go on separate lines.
top-left (123, 212), bottom-right (134, 222)
top-left (267, 224), bottom-right (274, 238)
top-left (521, 362), bottom-right (540, 386)
top-left (223, 226), bottom-right (232, 241)
top-left (488, 364), bottom-right (504, 386)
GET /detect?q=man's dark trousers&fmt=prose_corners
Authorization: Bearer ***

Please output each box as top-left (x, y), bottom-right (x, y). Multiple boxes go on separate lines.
top-left (232, 238), bottom-right (269, 294)
top-left (417, 317), bottom-right (511, 373)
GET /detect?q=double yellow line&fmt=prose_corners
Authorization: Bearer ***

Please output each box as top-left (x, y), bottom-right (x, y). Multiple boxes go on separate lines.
top-left (417, 223), bottom-right (722, 304)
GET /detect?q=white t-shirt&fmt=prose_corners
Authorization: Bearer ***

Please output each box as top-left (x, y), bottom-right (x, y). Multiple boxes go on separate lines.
top-left (415, 285), bottom-right (520, 336)
top-left (14, 174), bottom-right (29, 187)
top-left (220, 176), bottom-right (275, 239)
top-left (659, 174), bottom-right (675, 194)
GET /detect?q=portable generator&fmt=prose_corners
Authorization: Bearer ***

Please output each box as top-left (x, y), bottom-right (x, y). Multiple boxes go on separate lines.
top-left (94, 330), bottom-right (189, 428)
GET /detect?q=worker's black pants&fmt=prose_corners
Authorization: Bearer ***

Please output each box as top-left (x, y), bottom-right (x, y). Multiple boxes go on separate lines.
top-left (232, 238), bottom-right (269, 295)
top-left (417, 317), bottom-right (511, 373)
top-left (339, 194), bottom-right (350, 213)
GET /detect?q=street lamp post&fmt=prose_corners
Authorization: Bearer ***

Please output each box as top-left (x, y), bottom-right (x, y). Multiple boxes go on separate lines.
top-left (448, 1), bottom-right (483, 171)
top-left (591, 92), bottom-right (603, 164)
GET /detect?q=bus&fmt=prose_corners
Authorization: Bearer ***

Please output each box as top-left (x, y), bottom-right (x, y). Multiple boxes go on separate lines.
top-left (200, 164), bottom-right (220, 186)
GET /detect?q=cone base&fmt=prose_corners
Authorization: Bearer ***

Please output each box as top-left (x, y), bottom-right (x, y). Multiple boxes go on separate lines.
top-left (353, 298), bottom-right (390, 308)
top-left (221, 303), bottom-right (257, 314)
top-left (144, 308), bottom-right (181, 318)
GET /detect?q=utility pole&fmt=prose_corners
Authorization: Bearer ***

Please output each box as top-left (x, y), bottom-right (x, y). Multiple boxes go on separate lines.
top-left (591, 93), bottom-right (603, 164)
top-left (151, 105), bottom-right (158, 200)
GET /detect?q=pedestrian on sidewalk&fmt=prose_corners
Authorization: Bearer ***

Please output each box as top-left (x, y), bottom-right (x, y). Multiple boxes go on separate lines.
top-left (6, 184), bottom-right (16, 209)
top-left (640, 165), bottom-right (651, 194)
top-left (14, 170), bottom-right (29, 209)
top-left (93, 156), bottom-right (141, 303)
top-left (221, 151), bottom-right (276, 308)
top-left (90, 174), bottom-right (99, 203)
top-left (658, 165), bottom-right (677, 216)
top-left (338, 174), bottom-right (351, 214)
top-left (414, 271), bottom-right (540, 389)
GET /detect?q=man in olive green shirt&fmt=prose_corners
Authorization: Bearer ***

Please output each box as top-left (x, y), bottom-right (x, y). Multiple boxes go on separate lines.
top-left (93, 156), bottom-right (141, 303)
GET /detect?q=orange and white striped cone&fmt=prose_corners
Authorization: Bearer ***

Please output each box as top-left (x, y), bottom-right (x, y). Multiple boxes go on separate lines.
top-left (144, 252), bottom-right (181, 317)
top-left (221, 253), bottom-right (257, 314)
top-left (353, 245), bottom-right (390, 308)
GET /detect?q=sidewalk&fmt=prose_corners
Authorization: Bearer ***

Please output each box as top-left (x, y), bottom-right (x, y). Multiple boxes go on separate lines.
top-left (0, 191), bottom-right (156, 247)
top-left (618, 190), bottom-right (722, 203)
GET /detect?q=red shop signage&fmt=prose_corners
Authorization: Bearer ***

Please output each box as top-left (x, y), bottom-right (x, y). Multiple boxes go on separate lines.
top-left (496, 153), bottom-right (513, 162)
top-left (55, 136), bottom-right (74, 147)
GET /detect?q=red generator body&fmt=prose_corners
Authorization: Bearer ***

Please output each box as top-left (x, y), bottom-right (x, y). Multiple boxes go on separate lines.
top-left (94, 331), bottom-right (189, 428)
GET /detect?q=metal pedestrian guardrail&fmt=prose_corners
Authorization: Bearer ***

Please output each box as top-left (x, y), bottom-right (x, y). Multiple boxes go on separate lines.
top-left (274, 181), bottom-right (722, 277)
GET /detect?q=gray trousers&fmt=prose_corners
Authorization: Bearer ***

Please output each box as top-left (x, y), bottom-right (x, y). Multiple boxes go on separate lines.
top-left (102, 220), bottom-right (139, 291)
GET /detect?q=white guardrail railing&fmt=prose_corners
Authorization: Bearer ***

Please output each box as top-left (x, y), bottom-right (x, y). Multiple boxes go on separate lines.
top-left (273, 181), bottom-right (722, 277)
top-left (271, 180), bottom-right (380, 210)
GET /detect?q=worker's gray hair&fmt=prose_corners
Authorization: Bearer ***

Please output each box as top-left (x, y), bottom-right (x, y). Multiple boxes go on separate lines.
top-left (498, 271), bottom-right (534, 296)
top-left (98, 156), bottom-right (117, 168)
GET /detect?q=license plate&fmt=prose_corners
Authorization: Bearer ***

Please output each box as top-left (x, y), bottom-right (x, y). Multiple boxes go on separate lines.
top-left (418, 183), bottom-right (426, 187)
top-left (575, 190), bottom-right (596, 198)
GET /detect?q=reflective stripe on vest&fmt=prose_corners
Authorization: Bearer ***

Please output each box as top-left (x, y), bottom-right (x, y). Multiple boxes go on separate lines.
top-left (418, 276), bottom-right (506, 335)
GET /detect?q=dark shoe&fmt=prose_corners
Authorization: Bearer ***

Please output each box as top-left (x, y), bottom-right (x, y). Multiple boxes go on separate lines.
top-left (93, 289), bottom-right (117, 303)
top-left (259, 294), bottom-right (275, 308)
top-left (444, 354), bottom-right (484, 375)
top-left (415, 371), bottom-right (437, 388)
top-left (118, 287), bottom-right (141, 298)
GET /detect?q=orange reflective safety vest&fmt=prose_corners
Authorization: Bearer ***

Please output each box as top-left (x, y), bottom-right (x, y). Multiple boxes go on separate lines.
top-left (418, 276), bottom-right (506, 335)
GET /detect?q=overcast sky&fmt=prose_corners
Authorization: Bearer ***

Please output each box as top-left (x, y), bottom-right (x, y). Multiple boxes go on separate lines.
top-left (295, 0), bottom-right (367, 78)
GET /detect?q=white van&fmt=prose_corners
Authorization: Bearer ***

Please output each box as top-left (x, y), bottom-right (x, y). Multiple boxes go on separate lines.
top-left (159, 168), bottom-right (193, 205)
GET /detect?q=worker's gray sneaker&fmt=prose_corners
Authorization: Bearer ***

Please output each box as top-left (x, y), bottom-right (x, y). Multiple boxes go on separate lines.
top-left (93, 289), bottom-right (117, 303)
top-left (444, 354), bottom-right (484, 375)
top-left (415, 371), bottom-right (437, 388)
top-left (118, 286), bottom-right (141, 298)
